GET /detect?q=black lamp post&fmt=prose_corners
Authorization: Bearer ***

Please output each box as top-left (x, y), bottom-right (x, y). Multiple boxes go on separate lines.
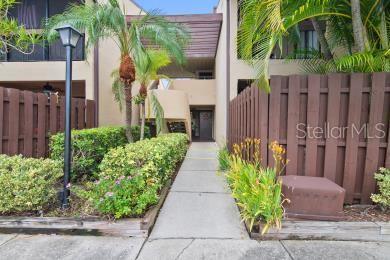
top-left (55, 25), bottom-right (82, 208)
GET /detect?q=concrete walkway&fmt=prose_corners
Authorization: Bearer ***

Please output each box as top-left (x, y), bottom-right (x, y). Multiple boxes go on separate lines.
top-left (137, 142), bottom-right (390, 260)
top-left (0, 142), bottom-right (389, 259)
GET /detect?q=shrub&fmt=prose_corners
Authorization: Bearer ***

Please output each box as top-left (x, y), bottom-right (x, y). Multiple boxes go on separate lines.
top-left (76, 133), bottom-right (188, 218)
top-left (50, 126), bottom-right (151, 181)
top-left (131, 125), bottom-right (151, 141)
top-left (226, 138), bottom-right (287, 234)
top-left (218, 146), bottom-right (231, 171)
top-left (0, 155), bottom-right (62, 214)
top-left (371, 168), bottom-right (390, 211)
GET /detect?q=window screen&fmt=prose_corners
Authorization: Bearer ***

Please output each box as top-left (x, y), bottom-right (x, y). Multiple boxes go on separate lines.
top-left (8, 0), bottom-right (46, 29)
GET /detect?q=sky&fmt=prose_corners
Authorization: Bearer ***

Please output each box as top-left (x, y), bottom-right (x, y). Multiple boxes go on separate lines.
top-left (134, 0), bottom-right (219, 15)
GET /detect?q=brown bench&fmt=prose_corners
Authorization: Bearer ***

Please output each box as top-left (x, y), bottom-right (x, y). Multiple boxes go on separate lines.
top-left (281, 175), bottom-right (346, 221)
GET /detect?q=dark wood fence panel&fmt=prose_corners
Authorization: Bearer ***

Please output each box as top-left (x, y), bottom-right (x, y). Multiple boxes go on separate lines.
top-left (228, 73), bottom-right (390, 204)
top-left (0, 87), bottom-right (96, 158)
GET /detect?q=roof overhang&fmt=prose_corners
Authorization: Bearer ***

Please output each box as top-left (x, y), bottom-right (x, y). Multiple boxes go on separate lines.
top-left (126, 13), bottom-right (223, 59)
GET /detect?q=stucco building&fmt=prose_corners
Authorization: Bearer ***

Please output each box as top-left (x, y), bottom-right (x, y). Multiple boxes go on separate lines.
top-left (1, 0), bottom-right (316, 144)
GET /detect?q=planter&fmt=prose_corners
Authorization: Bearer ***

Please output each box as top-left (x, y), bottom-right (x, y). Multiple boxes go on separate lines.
top-left (0, 178), bottom-right (173, 238)
top-left (245, 219), bottom-right (390, 242)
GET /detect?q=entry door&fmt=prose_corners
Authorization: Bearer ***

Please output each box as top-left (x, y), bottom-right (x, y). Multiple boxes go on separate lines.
top-left (199, 111), bottom-right (213, 140)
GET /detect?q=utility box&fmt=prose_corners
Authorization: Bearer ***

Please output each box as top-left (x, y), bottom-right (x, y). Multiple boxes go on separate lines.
top-left (281, 175), bottom-right (346, 220)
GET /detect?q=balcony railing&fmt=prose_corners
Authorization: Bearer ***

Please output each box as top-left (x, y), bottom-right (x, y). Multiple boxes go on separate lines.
top-left (1, 37), bottom-right (85, 62)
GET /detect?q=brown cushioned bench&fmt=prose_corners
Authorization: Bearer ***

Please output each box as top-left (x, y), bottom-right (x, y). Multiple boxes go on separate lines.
top-left (281, 175), bottom-right (346, 221)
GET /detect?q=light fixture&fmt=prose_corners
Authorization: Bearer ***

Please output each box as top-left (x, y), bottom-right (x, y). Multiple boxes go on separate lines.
top-left (55, 24), bottom-right (83, 209)
top-left (55, 24), bottom-right (82, 48)
top-left (42, 82), bottom-right (55, 96)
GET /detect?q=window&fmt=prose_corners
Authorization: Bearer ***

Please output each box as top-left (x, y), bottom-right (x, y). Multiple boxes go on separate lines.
top-left (298, 30), bottom-right (320, 58)
top-left (197, 71), bottom-right (214, 80)
top-left (6, 0), bottom-right (84, 62)
top-left (9, 0), bottom-right (46, 29)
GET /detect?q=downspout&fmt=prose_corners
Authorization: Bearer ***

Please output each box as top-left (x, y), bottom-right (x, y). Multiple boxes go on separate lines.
top-left (226, 0), bottom-right (231, 141)
top-left (92, 0), bottom-right (99, 126)
top-left (93, 42), bottom-right (99, 126)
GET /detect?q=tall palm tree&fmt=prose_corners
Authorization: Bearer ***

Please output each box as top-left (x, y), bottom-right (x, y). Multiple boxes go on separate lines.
top-left (134, 50), bottom-right (171, 140)
top-left (237, 0), bottom-right (350, 91)
top-left (45, 1), bottom-right (188, 142)
top-left (238, 0), bottom-right (389, 87)
top-left (289, 0), bottom-right (389, 74)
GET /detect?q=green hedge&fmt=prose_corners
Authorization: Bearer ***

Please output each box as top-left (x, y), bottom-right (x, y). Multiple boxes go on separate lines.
top-left (76, 133), bottom-right (188, 218)
top-left (50, 126), bottom-right (150, 181)
top-left (0, 155), bottom-right (62, 214)
top-left (50, 127), bottom-right (128, 181)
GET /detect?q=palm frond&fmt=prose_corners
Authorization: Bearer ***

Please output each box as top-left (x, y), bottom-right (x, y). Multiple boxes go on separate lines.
top-left (334, 50), bottom-right (390, 72)
top-left (111, 69), bottom-right (125, 111)
top-left (150, 91), bottom-right (165, 135)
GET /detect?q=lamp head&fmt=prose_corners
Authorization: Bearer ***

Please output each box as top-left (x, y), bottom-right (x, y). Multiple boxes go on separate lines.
top-left (55, 25), bottom-right (82, 48)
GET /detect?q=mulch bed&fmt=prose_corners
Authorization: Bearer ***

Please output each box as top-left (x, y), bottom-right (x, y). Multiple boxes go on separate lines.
top-left (343, 205), bottom-right (390, 222)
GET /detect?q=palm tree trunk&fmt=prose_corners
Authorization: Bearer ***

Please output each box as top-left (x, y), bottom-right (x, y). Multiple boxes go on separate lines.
top-left (140, 102), bottom-right (145, 140)
top-left (311, 18), bottom-right (333, 60)
top-left (124, 83), bottom-right (133, 143)
top-left (351, 0), bottom-right (367, 52)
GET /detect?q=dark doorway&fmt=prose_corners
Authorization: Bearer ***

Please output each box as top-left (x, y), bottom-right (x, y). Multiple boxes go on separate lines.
top-left (191, 110), bottom-right (214, 141)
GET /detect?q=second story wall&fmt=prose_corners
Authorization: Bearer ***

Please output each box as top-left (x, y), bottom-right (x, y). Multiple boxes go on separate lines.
top-left (170, 79), bottom-right (216, 106)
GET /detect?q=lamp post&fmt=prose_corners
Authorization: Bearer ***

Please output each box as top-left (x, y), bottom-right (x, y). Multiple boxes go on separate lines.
top-left (55, 25), bottom-right (82, 208)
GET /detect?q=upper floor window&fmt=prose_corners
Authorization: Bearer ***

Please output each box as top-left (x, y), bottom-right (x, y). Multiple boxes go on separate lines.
top-left (5, 0), bottom-right (84, 62)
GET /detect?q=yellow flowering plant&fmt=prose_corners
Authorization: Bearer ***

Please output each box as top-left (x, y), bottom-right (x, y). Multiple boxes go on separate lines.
top-left (226, 138), bottom-right (288, 234)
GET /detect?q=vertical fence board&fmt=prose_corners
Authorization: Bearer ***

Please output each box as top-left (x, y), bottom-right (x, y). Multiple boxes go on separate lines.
top-left (268, 76), bottom-right (282, 168)
top-left (50, 95), bottom-right (58, 134)
top-left (36, 94), bottom-right (47, 158)
top-left (77, 99), bottom-right (85, 129)
top-left (305, 75), bottom-right (321, 176)
top-left (23, 91), bottom-right (34, 157)
top-left (8, 89), bottom-right (20, 155)
top-left (286, 75), bottom-right (300, 175)
top-left (386, 121), bottom-right (390, 169)
top-left (259, 87), bottom-right (269, 165)
top-left (361, 73), bottom-right (386, 203)
top-left (71, 100), bottom-right (77, 129)
top-left (86, 100), bottom-right (95, 128)
top-left (59, 97), bottom-right (65, 131)
top-left (323, 74), bottom-right (342, 182)
top-left (246, 88), bottom-right (251, 140)
top-left (0, 88), bottom-right (3, 153)
top-left (343, 74), bottom-right (364, 203)
top-left (250, 86), bottom-right (255, 139)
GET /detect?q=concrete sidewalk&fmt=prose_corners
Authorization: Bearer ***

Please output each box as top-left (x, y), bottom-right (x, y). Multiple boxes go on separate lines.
top-left (0, 142), bottom-right (389, 259)
top-left (143, 142), bottom-right (248, 240)
top-left (137, 142), bottom-right (390, 260)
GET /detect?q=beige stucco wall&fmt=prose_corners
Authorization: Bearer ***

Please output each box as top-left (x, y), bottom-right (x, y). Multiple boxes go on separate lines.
top-left (98, 0), bottom-right (144, 127)
top-left (145, 89), bottom-right (192, 139)
top-left (0, 0), bottom-right (97, 100)
top-left (0, 61), bottom-right (95, 99)
top-left (214, 0), bottom-right (228, 145)
top-left (213, 0), bottom-right (303, 145)
top-left (170, 79), bottom-right (216, 106)
top-left (0, 0), bottom-right (144, 128)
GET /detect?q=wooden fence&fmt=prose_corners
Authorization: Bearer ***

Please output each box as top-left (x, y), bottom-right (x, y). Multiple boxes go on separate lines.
top-left (0, 87), bottom-right (96, 158)
top-left (228, 73), bottom-right (390, 204)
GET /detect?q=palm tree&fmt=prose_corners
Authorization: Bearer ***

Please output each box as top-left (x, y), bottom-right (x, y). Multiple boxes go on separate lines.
top-left (131, 49), bottom-right (171, 140)
top-left (237, 0), bottom-right (350, 91)
top-left (290, 0), bottom-right (389, 74)
top-left (237, 0), bottom-right (389, 90)
top-left (45, 1), bottom-right (188, 142)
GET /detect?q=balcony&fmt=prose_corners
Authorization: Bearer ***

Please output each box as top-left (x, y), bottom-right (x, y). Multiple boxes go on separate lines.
top-left (169, 79), bottom-right (216, 106)
top-left (1, 38), bottom-right (85, 62)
